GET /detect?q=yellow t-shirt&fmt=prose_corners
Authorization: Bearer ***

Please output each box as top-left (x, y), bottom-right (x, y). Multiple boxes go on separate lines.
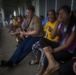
top-left (44, 21), bottom-right (59, 42)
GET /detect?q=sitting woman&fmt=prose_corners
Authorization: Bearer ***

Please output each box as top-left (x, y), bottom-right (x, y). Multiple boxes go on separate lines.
top-left (39, 5), bottom-right (76, 75)
top-left (0, 5), bottom-right (43, 67)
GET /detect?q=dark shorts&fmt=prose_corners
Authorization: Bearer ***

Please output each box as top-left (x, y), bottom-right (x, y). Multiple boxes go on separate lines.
top-left (53, 50), bottom-right (73, 61)
top-left (39, 37), bottom-right (59, 48)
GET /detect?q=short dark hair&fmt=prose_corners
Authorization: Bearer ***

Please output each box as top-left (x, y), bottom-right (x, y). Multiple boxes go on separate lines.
top-left (47, 9), bottom-right (56, 16)
top-left (26, 5), bottom-right (35, 12)
top-left (58, 5), bottom-right (71, 14)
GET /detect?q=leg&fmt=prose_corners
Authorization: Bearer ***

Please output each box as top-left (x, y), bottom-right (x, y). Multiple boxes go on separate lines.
top-left (8, 36), bottom-right (32, 64)
top-left (42, 46), bottom-right (59, 75)
top-left (39, 38), bottom-right (60, 75)
top-left (0, 36), bottom-right (32, 67)
top-left (43, 49), bottom-right (73, 75)
top-left (38, 50), bottom-right (47, 75)
top-left (30, 41), bottom-right (41, 64)
top-left (16, 37), bottom-right (41, 64)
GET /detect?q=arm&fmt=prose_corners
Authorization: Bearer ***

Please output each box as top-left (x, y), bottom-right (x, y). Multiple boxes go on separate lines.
top-left (11, 28), bottom-right (21, 36)
top-left (51, 16), bottom-right (64, 39)
top-left (53, 32), bottom-right (75, 52)
top-left (20, 30), bottom-right (40, 38)
top-left (24, 30), bottom-right (40, 36)
top-left (11, 32), bottom-right (20, 36)
top-left (51, 21), bottom-right (61, 39)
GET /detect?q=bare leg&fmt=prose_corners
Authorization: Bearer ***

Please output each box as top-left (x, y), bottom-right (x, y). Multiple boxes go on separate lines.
top-left (42, 46), bottom-right (59, 75)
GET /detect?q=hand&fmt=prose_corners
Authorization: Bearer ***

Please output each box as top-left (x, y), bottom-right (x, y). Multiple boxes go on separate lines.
top-left (73, 62), bottom-right (76, 74)
top-left (25, 35), bottom-right (29, 38)
top-left (11, 33), bottom-right (15, 36)
top-left (10, 31), bottom-right (15, 36)
top-left (48, 26), bottom-right (53, 32)
top-left (47, 46), bottom-right (53, 53)
top-left (72, 57), bottom-right (76, 59)
top-left (20, 31), bottom-right (23, 34)
top-left (20, 31), bottom-right (25, 39)
top-left (57, 17), bottom-right (64, 23)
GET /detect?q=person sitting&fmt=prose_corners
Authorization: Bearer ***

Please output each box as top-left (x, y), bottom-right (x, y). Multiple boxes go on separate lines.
top-left (10, 16), bottom-right (23, 43)
top-left (0, 5), bottom-right (43, 67)
top-left (29, 9), bottom-right (61, 75)
top-left (39, 5), bottom-right (76, 75)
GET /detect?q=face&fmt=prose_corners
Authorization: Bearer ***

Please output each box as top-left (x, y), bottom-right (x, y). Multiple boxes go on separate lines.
top-left (57, 9), bottom-right (70, 23)
top-left (47, 11), bottom-right (55, 22)
top-left (26, 9), bottom-right (33, 18)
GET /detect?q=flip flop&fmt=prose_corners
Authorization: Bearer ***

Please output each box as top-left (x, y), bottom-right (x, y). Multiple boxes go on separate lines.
top-left (43, 66), bottom-right (59, 75)
top-left (29, 60), bottom-right (39, 65)
top-left (49, 66), bottom-right (59, 74)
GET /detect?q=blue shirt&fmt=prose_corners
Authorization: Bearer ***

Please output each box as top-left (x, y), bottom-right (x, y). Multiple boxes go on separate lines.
top-left (42, 18), bottom-right (48, 28)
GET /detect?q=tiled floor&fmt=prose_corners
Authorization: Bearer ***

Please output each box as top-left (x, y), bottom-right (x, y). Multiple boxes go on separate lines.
top-left (0, 27), bottom-right (58, 75)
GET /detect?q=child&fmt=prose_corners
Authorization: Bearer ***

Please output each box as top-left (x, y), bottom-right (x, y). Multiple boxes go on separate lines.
top-left (39, 5), bottom-right (76, 75)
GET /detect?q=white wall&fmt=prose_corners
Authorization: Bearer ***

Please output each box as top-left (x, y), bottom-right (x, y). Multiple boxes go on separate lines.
top-left (18, 1), bottom-right (27, 16)
top-left (0, 0), bottom-right (5, 26)
top-left (1, 8), bottom-right (5, 26)
top-left (32, 0), bottom-right (39, 17)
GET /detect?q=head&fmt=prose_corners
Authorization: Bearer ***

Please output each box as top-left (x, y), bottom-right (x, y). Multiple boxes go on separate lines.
top-left (58, 5), bottom-right (76, 34)
top-left (57, 5), bottom-right (71, 24)
top-left (26, 5), bottom-right (35, 18)
top-left (47, 9), bottom-right (56, 22)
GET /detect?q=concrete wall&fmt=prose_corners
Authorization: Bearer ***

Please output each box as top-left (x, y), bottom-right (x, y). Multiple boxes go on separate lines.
top-left (32, 0), bottom-right (39, 17)
top-left (35, 0), bottom-right (56, 17)
top-left (0, 0), bottom-right (5, 26)
top-left (47, 0), bottom-right (55, 11)
top-left (39, 0), bottom-right (56, 18)
top-left (39, 0), bottom-right (45, 17)
top-left (18, 1), bottom-right (26, 16)
top-left (18, 0), bottom-right (32, 16)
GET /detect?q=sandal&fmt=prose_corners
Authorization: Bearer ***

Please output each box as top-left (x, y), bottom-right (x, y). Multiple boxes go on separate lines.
top-left (49, 66), bottom-right (59, 74)
top-left (43, 66), bottom-right (59, 75)
top-left (29, 60), bottom-right (39, 65)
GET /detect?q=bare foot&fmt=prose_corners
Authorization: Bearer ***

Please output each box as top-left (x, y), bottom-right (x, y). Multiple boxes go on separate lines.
top-left (43, 63), bottom-right (59, 75)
